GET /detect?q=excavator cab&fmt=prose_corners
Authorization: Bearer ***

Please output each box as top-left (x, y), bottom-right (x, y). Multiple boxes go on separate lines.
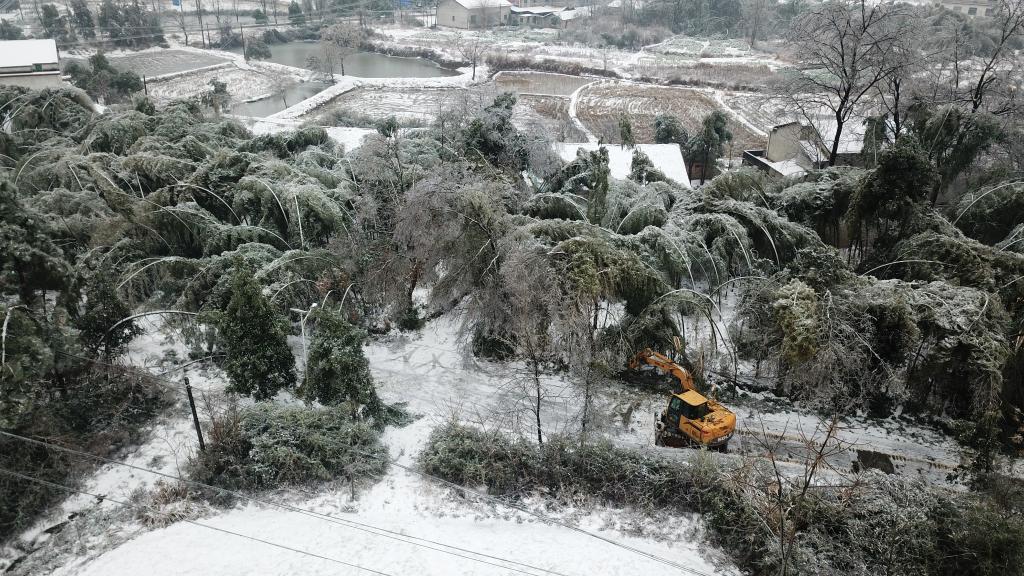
top-left (631, 349), bottom-right (736, 451)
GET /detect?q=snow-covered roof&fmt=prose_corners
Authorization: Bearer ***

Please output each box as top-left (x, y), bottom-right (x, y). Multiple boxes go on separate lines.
top-left (552, 143), bottom-right (691, 188)
top-left (558, 8), bottom-right (580, 20)
top-left (811, 115), bottom-right (866, 155)
top-left (450, 0), bottom-right (512, 9)
top-left (764, 158), bottom-right (807, 178)
top-left (0, 39), bottom-right (59, 69)
top-left (510, 5), bottom-right (565, 14)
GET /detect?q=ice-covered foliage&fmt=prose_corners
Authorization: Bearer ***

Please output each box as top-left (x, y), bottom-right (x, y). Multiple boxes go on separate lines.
top-left (301, 307), bottom-right (384, 419)
top-left (212, 267), bottom-right (296, 401)
top-left (190, 402), bottom-right (388, 491)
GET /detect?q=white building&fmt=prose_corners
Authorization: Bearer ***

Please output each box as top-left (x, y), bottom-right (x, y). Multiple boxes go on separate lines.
top-left (931, 0), bottom-right (997, 18)
top-left (552, 142), bottom-right (691, 187)
top-left (0, 39), bottom-right (63, 89)
top-left (436, 0), bottom-right (512, 28)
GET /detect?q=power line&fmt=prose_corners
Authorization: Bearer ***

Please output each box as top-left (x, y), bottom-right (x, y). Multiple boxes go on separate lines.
top-left (0, 429), bottom-right (573, 576)
top-left (0, 465), bottom-right (400, 576)
top-left (361, 451), bottom-right (718, 576)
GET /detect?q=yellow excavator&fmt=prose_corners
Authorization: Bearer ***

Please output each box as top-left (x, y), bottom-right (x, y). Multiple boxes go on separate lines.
top-left (629, 349), bottom-right (736, 451)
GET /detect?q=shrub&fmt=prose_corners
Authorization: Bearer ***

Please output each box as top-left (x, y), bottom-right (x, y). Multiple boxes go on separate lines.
top-left (419, 423), bottom-right (1024, 576)
top-left (213, 266), bottom-right (296, 401)
top-left (300, 308), bottom-right (384, 419)
top-left (0, 364), bottom-right (171, 540)
top-left (190, 402), bottom-right (388, 491)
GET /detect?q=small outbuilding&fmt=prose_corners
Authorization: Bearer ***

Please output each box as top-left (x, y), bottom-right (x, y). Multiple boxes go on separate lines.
top-left (436, 0), bottom-right (512, 28)
top-left (0, 39), bottom-right (63, 89)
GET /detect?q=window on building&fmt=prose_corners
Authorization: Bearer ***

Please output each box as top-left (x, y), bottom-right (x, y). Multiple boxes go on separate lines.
top-left (968, 6), bottom-right (977, 15)
top-left (986, 7), bottom-right (994, 15)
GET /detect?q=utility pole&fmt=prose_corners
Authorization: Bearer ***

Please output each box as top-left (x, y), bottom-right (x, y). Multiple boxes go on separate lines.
top-left (184, 377), bottom-right (206, 451)
top-left (240, 23), bottom-right (246, 60)
top-left (142, 74), bottom-right (148, 94)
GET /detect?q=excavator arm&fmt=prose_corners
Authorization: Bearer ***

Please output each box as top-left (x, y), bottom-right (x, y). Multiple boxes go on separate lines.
top-left (628, 348), bottom-right (696, 393)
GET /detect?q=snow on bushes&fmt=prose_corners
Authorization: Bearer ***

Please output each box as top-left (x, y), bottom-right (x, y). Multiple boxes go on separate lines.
top-left (190, 403), bottom-right (388, 491)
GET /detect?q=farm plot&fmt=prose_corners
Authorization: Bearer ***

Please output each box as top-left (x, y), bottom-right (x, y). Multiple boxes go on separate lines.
top-left (494, 71), bottom-right (595, 97)
top-left (575, 82), bottom-right (765, 151)
top-left (147, 65), bottom-right (295, 105)
top-left (309, 84), bottom-right (515, 124)
top-left (647, 37), bottom-right (755, 58)
top-left (107, 49), bottom-right (230, 77)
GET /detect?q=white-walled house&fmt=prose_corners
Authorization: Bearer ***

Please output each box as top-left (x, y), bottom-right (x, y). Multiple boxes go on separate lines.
top-left (437, 0), bottom-right (512, 28)
top-left (0, 39), bottom-right (63, 89)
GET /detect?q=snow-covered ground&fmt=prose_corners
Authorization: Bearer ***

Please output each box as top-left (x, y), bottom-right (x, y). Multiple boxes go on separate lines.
top-left (5, 296), bottom-right (1015, 575)
top-left (2, 315), bottom-right (738, 576)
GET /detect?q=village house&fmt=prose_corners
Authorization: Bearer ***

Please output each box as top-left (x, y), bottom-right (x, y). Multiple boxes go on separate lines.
top-left (931, 0), bottom-right (996, 17)
top-left (743, 115), bottom-right (869, 178)
top-left (0, 39), bottom-right (63, 90)
top-left (436, 0), bottom-right (512, 28)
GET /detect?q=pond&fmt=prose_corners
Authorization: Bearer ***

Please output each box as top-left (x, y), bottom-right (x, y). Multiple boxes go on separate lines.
top-left (229, 81), bottom-right (332, 117)
top-left (234, 42), bottom-right (459, 78)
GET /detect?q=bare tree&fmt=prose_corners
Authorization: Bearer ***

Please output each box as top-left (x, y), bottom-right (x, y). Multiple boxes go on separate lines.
top-left (321, 22), bottom-right (365, 76)
top-left (452, 31), bottom-right (485, 81)
top-left (968, 0), bottom-right (1024, 114)
top-left (741, 0), bottom-right (772, 48)
top-left (786, 0), bottom-right (909, 165)
top-left (741, 413), bottom-right (855, 576)
top-left (500, 245), bottom-right (558, 445)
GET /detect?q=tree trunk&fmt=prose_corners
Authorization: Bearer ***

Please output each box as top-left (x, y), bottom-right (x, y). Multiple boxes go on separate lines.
top-left (828, 115), bottom-right (845, 167)
top-left (532, 356), bottom-right (543, 445)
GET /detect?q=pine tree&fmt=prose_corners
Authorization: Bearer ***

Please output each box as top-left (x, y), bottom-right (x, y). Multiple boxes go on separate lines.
top-left (76, 264), bottom-right (140, 359)
top-left (69, 0), bottom-right (95, 40)
top-left (216, 267), bottom-right (296, 401)
top-left (300, 307), bottom-right (382, 419)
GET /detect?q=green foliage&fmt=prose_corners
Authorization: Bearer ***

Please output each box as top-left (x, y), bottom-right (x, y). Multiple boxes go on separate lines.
top-left (65, 53), bottom-right (145, 104)
top-left (0, 18), bottom-right (24, 40)
top-left (70, 0), bottom-right (96, 40)
top-left (772, 279), bottom-right (819, 365)
top-left (1, 359), bottom-right (170, 540)
top-left (685, 110), bottom-right (733, 183)
top-left (96, 0), bottom-right (164, 48)
top-left (618, 115), bottom-right (634, 148)
top-left (76, 264), bottom-right (140, 358)
top-left (653, 113), bottom-right (688, 146)
top-left (906, 103), bottom-right (1002, 202)
top-left (954, 182), bottom-right (1024, 246)
top-left (0, 179), bottom-right (72, 305)
top-left (244, 38), bottom-right (272, 60)
top-left (190, 402), bottom-right (388, 491)
top-left (288, 1), bottom-right (305, 26)
top-left (628, 149), bottom-right (668, 185)
top-left (460, 93), bottom-right (527, 172)
top-left (214, 267), bottom-right (296, 400)
top-left (41, 4), bottom-right (70, 42)
top-left (421, 423), bottom-right (1024, 576)
top-left (301, 307), bottom-right (383, 418)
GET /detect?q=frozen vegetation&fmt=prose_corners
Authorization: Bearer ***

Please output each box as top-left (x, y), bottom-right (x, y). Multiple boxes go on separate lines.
top-left (2, 0), bottom-right (1024, 575)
